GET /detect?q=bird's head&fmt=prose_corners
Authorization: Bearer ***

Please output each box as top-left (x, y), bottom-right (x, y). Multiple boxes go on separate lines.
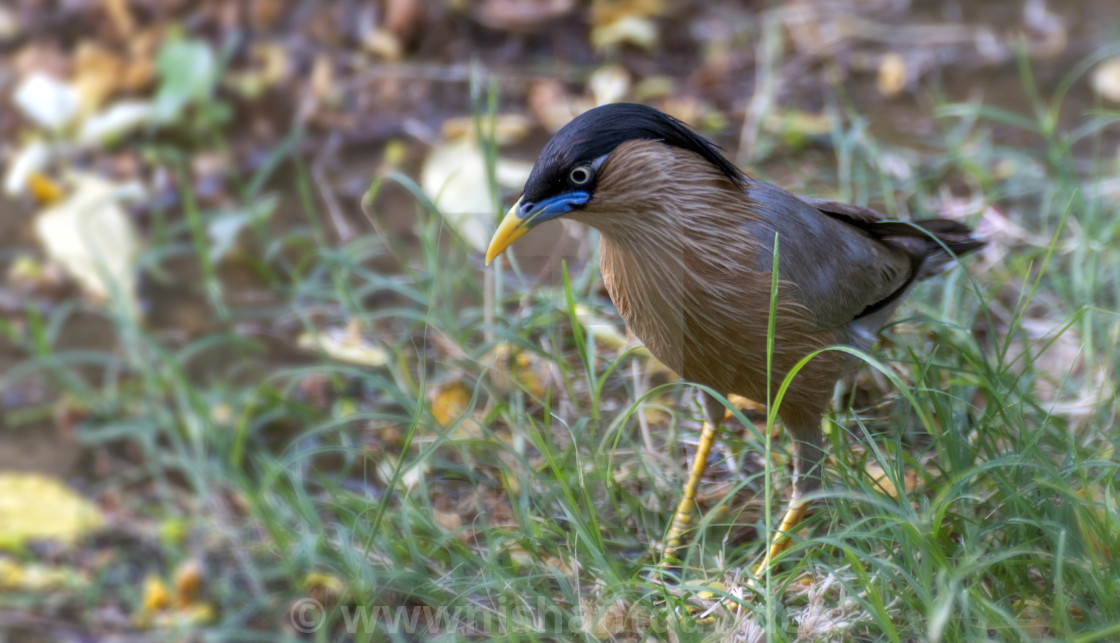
top-left (485, 103), bottom-right (744, 264)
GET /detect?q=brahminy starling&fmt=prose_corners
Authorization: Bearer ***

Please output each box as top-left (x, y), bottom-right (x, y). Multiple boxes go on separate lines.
top-left (485, 103), bottom-right (984, 576)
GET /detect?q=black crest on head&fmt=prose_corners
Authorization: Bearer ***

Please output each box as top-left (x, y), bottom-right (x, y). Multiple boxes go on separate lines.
top-left (522, 103), bottom-right (746, 201)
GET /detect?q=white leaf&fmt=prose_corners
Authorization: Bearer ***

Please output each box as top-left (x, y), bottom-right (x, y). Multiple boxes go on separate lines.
top-left (589, 65), bottom-right (631, 106)
top-left (3, 140), bottom-right (53, 197)
top-left (13, 73), bottom-right (80, 131)
top-left (420, 138), bottom-right (532, 253)
top-left (77, 100), bottom-right (156, 145)
top-left (1091, 57), bottom-right (1120, 103)
top-left (34, 173), bottom-right (142, 317)
top-left (297, 321), bottom-right (388, 367)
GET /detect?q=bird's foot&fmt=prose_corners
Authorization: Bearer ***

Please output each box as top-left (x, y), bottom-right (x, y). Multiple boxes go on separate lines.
top-left (647, 570), bottom-right (740, 626)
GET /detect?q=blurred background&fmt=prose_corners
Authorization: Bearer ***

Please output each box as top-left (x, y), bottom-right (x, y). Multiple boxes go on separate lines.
top-left (1, 0), bottom-right (1118, 640)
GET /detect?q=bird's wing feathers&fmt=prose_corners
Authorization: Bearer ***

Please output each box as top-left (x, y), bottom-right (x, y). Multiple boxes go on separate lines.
top-left (796, 196), bottom-right (886, 226)
top-left (741, 182), bottom-right (917, 333)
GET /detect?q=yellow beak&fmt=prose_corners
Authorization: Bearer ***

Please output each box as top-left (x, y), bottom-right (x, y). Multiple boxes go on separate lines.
top-left (485, 197), bottom-right (529, 265)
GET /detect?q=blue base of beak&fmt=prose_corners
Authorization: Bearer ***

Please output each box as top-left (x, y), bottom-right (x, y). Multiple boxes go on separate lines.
top-left (518, 191), bottom-right (590, 225)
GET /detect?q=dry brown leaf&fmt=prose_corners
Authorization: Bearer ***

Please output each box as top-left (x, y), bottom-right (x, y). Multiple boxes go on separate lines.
top-left (362, 28), bottom-right (403, 60)
top-left (73, 42), bottom-right (127, 115)
top-left (102, 0), bottom-right (135, 36)
top-left (528, 79), bottom-right (589, 133)
top-left (122, 28), bottom-right (159, 90)
top-left (173, 560), bottom-right (204, 608)
top-left (483, 341), bottom-right (550, 398)
top-left (309, 53), bottom-right (338, 105)
top-left (470, 0), bottom-right (576, 32)
top-left (250, 0), bottom-right (287, 27)
top-left (876, 52), bottom-right (908, 97)
top-left (862, 460), bottom-right (919, 500)
top-left (432, 508), bottom-right (463, 532)
top-left (591, 14), bottom-right (658, 50)
top-left (590, 0), bottom-right (664, 50)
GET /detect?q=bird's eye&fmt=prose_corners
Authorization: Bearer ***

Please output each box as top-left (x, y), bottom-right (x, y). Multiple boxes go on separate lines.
top-left (569, 165), bottom-right (593, 185)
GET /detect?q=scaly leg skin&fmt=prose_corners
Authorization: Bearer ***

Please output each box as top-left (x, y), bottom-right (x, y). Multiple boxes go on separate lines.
top-left (748, 501), bottom-right (808, 578)
top-left (747, 411), bottom-right (825, 588)
top-left (661, 417), bottom-right (718, 565)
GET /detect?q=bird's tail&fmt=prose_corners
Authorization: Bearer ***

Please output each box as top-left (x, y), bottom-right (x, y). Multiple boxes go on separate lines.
top-left (876, 219), bottom-right (987, 280)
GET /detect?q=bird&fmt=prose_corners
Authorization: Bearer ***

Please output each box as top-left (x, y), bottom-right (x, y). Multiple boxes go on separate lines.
top-left (484, 102), bottom-right (984, 578)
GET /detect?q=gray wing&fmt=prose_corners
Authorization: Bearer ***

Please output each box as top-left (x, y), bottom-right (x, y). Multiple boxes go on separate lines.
top-left (740, 181), bottom-right (917, 333)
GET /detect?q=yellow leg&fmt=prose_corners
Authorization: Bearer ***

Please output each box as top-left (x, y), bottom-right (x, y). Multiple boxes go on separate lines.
top-left (661, 418), bottom-right (719, 565)
top-left (749, 501), bottom-right (809, 578)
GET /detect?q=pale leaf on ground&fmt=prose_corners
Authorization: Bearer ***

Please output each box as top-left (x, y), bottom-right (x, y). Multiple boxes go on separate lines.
top-left (420, 123), bottom-right (533, 253)
top-left (1090, 57), bottom-right (1120, 103)
top-left (33, 172), bottom-right (143, 316)
top-left (3, 140), bottom-right (53, 197)
top-left (0, 473), bottom-right (104, 550)
top-left (297, 319), bottom-right (389, 367)
top-left (0, 558), bottom-right (86, 592)
top-left (589, 65), bottom-right (631, 106)
top-left (13, 72), bottom-right (80, 131)
top-left (77, 100), bottom-right (156, 145)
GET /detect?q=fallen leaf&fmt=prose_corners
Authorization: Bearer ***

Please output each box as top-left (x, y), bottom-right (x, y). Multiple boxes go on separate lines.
top-left (73, 42), bottom-right (127, 115)
top-left (309, 53), bottom-right (338, 105)
top-left (0, 558), bottom-right (86, 592)
top-left (297, 319), bottom-right (389, 367)
top-left (362, 28), bottom-right (403, 60)
top-left (1091, 57), bottom-right (1120, 103)
top-left (591, 14), bottom-right (658, 50)
top-left (528, 79), bottom-right (588, 132)
top-left (863, 460), bottom-right (919, 499)
top-left (470, 0), bottom-right (576, 31)
top-left (877, 52), bottom-right (908, 97)
top-left (77, 100), bottom-right (156, 145)
top-left (432, 509), bottom-right (463, 532)
top-left (135, 572), bottom-right (215, 629)
top-left (13, 72), bottom-right (80, 131)
top-left (3, 141), bottom-right (53, 197)
top-left (173, 560), bottom-right (204, 607)
top-left (482, 342), bottom-right (548, 398)
top-left (420, 120), bottom-right (534, 252)
top-left (28, 172), bottom-right (65, 205)
top-left (431, 382), bottom-right (472, 426)
top-left (33, 172), bottom-right (143, 316)
top-left (141, 575), bottom-right (171, 613)
top-left (590, 0), bottom-right (664, 50)
top-left (589, 65), bottom-right (631, 106)
top-left (303, 572), bottom-right (345, 602)
top-left (0, 473), bottom-right (105, 549)
top-left (102, 0), bottom-right (136, 36)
